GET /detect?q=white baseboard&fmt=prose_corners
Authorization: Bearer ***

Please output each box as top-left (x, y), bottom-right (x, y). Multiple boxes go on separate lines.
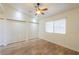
top-left (42, 38), bottom-right (79, 52)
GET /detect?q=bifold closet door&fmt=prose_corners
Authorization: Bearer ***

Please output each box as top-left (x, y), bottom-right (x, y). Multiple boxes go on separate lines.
top-left (6, 20), bottom-right (27, 44)
top-left (28, 23), bottom-right (38, 39)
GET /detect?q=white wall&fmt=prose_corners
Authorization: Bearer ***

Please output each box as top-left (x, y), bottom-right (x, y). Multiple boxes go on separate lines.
top-left (39, 8), bottom-right (79, 52)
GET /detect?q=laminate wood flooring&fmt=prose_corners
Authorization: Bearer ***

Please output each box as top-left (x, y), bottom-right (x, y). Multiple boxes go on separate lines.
top-left (0, 39), bottom-right (79, 55)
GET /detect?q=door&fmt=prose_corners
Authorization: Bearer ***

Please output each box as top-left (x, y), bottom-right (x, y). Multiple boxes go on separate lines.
top-left (28, 23), bottom-right (38, 39)
top-left (0, 19), bottom-right (4, 46)
top-left (6, 20), bottom-right (27, 44)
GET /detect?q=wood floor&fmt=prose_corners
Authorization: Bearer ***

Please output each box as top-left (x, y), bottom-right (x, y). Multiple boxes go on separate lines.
top-left (0, 39), bottom-right (79, 55)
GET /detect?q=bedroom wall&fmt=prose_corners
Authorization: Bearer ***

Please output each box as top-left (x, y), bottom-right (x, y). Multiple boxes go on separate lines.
top-left (39, 8), bottom-right (79, 52)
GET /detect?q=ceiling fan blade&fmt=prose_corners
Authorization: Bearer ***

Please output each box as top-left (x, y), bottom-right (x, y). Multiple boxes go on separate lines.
top-left (41, 12), bottom-right (44, 15)
top-left (42, 8), bottom-right (48, 11)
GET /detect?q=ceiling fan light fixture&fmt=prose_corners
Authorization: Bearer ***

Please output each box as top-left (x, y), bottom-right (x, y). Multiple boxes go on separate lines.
top-left (36, 9), bottom-right (42, 15)
top-left (36, 11), bottom-right (41, 14)
top-left (35, 3), bottom-right (48, 15)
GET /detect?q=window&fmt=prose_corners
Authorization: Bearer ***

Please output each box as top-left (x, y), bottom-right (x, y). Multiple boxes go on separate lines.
top-left (54, 19), bottom-right (66, 34)
top-left (45, 18), bottom-right (66, 34)
top-left (45, 21), bottom-right (53, 33)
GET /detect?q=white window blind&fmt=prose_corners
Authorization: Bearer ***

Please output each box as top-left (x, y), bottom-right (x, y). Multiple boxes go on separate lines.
top-left (45, 18), bottom-right (66, 34)
top-left (45, 21), bottom-right (53, 33)
top-left (54, 19), bottom-right (66, 34)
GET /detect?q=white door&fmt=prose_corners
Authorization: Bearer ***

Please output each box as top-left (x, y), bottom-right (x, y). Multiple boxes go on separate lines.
top-left (0, 19), bottom-right (4, 46)
top-left (6, 20), bottom-right (27, 44)
top-left (28, 23), bottom-right (38, 39)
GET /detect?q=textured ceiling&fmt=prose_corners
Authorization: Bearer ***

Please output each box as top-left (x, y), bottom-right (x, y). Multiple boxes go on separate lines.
top-left (0, 3), bottom-right (79, 19)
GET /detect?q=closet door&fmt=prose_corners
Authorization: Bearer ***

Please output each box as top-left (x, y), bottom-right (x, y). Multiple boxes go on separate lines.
top-left (28, 23), bottom-right (38, 39)
top-left (6, 20), bottom-right (27, 44)
top-left (0, 19), bottom-right (4, 46)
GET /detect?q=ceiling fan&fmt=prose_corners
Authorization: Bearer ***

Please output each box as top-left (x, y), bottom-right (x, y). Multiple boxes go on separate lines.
top-left (35, 3), bottom-right (48, 15)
